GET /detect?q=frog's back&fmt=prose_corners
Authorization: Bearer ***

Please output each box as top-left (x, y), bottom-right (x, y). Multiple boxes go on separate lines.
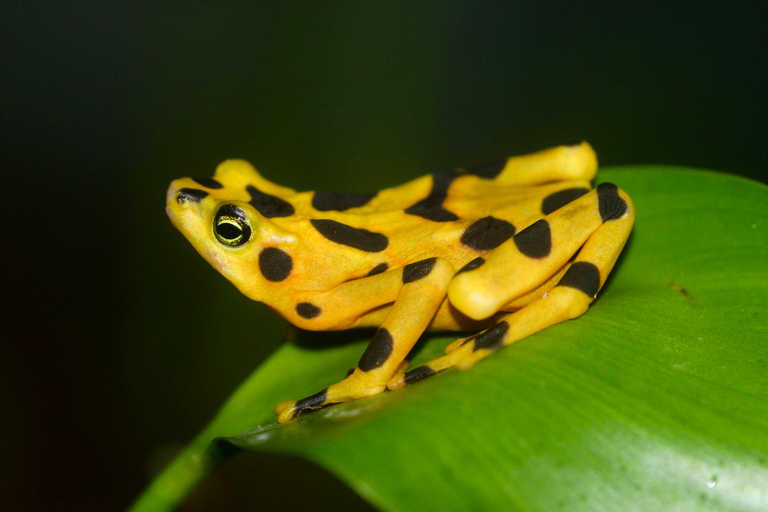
top-left (166, 142), bottom-right (599, 293)
top-left (264, 142), bottom-right (598, 270)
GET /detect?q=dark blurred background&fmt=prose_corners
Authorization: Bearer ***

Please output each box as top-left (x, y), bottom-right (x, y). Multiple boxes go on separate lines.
top-left (1, 2), bottom-right (766, 511)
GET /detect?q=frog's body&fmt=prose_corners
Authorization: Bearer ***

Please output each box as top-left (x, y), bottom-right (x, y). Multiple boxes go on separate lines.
top-left (167, 142), bottom-right (634, 422)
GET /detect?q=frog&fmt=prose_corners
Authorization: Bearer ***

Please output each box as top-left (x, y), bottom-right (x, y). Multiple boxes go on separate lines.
top-left (166, 142), bottom-right (634, 423)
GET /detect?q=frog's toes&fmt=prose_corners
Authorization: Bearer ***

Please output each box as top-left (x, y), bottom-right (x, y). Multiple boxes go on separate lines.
top-left (277, 372), bottom-right (394, 422)
top-left (276, 403), bottom-right (298, 423)
top-left (276, 389), bottom-right (329, 423)
top-left (387, 363), bottom-right (439, 390)
top-left (454, 345), bottom-right (496, 370)
top-left (454, 322), bottom-right (510, 368)
top-left (275, 400), bottom-right (295, 415)
top-left (388, 322), bottom-right (512, 390)
top-left (444, 334), bottom-right (475, 354)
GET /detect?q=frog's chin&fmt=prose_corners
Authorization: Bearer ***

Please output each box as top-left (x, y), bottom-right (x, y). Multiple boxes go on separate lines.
top-left (202, 249), bottom-right (231, 277)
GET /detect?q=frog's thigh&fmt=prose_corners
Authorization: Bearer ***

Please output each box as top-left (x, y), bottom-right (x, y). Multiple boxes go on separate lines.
top-left (389, 185), bottom-right (634, 389)
top-left (276, 258), bottom-right (454, 423)
top-left (449, 183), bottom-right (634, 320)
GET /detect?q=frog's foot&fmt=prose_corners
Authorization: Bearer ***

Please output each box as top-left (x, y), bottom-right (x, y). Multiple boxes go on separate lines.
top-left (388, 276), bottom-right (592, 389)
top-left (276, 370), bottom-right (389, 423)
top-left (387, 317), bottom-right (517, 390)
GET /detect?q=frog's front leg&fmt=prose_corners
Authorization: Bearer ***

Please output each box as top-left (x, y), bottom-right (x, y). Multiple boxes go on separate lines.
top-left (389, 183), bottom-right (635, 389)
top-left (276, 257), bottom-right (455, 423)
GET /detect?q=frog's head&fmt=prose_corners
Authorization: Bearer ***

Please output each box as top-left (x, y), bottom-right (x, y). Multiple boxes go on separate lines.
top-left (166, 159), bottom-right (298, 300)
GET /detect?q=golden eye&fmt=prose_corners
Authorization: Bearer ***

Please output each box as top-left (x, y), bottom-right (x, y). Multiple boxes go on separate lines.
top-left (214, 205), bottom-right (251, 247)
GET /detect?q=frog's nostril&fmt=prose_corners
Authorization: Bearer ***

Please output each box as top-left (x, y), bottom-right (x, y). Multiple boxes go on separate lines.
top-left (177, 188), bottom-right (209, 204)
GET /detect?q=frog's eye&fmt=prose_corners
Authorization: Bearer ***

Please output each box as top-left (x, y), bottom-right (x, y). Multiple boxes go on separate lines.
top-left (214, 204), bottom-right (251, 247)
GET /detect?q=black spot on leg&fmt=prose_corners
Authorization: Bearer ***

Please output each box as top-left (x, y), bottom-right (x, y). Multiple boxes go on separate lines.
top-left (463, 160), bottom-right (507, 179)
top-left (294, 388), bottom-right (328, 412)
top-left (247, 185), bottom-right (295, 218)
top-left (541, 187), bottom-right (590, 215)
top-left (358, 328), bottom-right (394, 372)
top-left (312, 191), bottom-right (376, 211)
top-left (402, 258), bottom-right (437, 284)
top-left (311, 219), bottom-right (389, 252)
top-left (259, 247), bottom-right (293, 282)
top-left (192, 178), bottom-right (223, 189)
top-left (177, 188), bottom-right (209, 203)
top-left (514, 219), bottom-right (552, 259)
top-left (597, 183), bottom-right (628, 221)
top-left (366, 263), bottom-right (388, 276)
top-left (668, 282), bottom-right (693, 303)
top-left (405, 173), bottom-right (459, 222)
top-left (557, 261), bottom-right (601, 297)
top-left (296, 302), bottom-right (321, 319)
top-left (460, 216), bottom-right (516, 251)
top-left (403, 365), bottom-right (436, 385)
top-left (344, 263), bottom-right (389, 283)
top-left (472, 321), bottom-right (510, 352)
top-left (457, 257), bottom-right (485, 274)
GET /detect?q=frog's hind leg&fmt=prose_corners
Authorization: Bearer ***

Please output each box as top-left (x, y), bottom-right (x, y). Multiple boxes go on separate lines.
top-left (388, 183), bottom-right (634, 390)
top-left (465, 141), bottom-right (598, 186)
top-left (449, 183), bottom-right (634, 321)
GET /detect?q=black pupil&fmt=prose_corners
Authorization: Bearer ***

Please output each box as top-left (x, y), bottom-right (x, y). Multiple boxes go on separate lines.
top-left (218, 220), bottom-right (242, 240)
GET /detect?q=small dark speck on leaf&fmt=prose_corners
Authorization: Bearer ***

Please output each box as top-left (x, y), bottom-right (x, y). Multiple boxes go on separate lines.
top-left (668, 282), bottom-right (693, 303)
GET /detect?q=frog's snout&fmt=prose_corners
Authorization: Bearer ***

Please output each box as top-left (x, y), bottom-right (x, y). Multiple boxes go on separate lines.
top-left (166, 181), bottom-right (181, 206)
top-left (176, 188), bottom-right (209, 204)
top-left (166, 181), bottom-right (198, 228)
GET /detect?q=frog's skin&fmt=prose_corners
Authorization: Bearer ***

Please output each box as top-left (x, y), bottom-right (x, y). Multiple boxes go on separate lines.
top-left (166, 142), bottom-right (634, 423)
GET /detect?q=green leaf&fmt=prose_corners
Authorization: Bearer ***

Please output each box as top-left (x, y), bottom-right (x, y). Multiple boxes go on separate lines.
top-left (130, 167), bottom-right (768, 511)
